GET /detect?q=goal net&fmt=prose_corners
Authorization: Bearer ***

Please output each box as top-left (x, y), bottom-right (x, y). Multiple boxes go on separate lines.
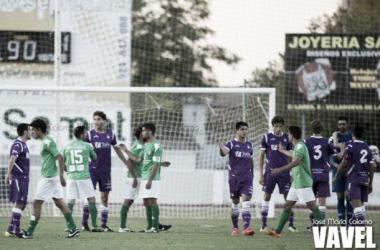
top-left (0, 87), bottom-right (275, 219)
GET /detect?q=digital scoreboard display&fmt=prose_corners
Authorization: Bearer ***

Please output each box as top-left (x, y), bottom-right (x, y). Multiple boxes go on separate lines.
top-left (0, 31), bottom-right (71, 64)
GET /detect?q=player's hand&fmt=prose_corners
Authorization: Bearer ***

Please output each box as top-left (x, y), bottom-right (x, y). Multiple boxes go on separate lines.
top-left (368, 185), bottom-right (373, 195)
top-left (4, 173), bottom-right (10, 185)
top-left (218, 140), bottom-right (226, 150)
top-left (118, 143), bottom-right (127, 152)
top-left (132, 177), bottom-right (138, 188)
top-left (277, 142), bottom-right (284, 152)
top-left (271, 168), bottom-right (282, 176)
top-left (60, 175), bottom-right (66, 187)
top-left (146, 180), bottom-right (152, 190)
top-left (162, 161), bottom-right (171, 167)
top-left (259, 175), bottom-right (265, 186)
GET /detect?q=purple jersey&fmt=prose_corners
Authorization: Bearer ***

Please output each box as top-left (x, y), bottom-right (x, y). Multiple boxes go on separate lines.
top-left (260, 132), bottom-right (292, 175)
top-left (344, 141), bottom-right (374, 183)
top-left (304, 136), bottom-right (337, 181)
top-left (85, 129), bottom-right (117, 173)
top-left (9, 138), bottom-right (30, 179)
top-left (224, 139), bottom-right (253, 179)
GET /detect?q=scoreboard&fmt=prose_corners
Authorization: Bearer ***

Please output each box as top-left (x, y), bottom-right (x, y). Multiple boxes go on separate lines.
top-left (0, 31), bottom-right (71, 64)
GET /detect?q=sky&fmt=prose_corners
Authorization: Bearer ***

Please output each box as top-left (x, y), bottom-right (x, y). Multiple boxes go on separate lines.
top-left (208, 0), bottom-right (342, 87)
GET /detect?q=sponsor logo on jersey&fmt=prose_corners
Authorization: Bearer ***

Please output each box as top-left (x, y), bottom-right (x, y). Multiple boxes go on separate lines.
top-left (235, 151), bottom-right (251, 158)
top-left (270, 137), bottom-right (276, 141)
top-left (94, 135), bottom-right (99, 138)
top-left (94, 142), bottom-right (111, 148)
top-left (271, 145), bottom-right (278, 150)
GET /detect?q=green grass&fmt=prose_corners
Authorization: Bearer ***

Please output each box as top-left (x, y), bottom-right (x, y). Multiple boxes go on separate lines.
top-left (1, 214), bottom-right (380, 250)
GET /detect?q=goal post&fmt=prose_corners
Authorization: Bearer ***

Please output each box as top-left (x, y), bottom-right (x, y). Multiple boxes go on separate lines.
top-left (0, 86), bottom-right (276, 219)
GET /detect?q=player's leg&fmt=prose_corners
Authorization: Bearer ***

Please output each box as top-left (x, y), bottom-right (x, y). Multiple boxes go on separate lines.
top-left (87, 197), bottom-right (103, 232)
top-left (266, 198), bottom-right (297, 238)
top-left (260, 173), bottom-right (276, 231)
top-left (120, 199), bottom-right (134, 232)
top-left (228, 178), bottom-right (240, 234)
top-left (278, 175), bottom-right (296, 232)
top-left (344, 178), bottom-right (353, 225)
top-left (333, 170), bottom-right (346, 225)
top-left (348, 183), bottom-right (367, 227)
top-left (65, 179), bottom-right (77, 232)
top-left (120, 176), bottom-right (139, 232)
top-left (66, 199), bottom-right (76, 232)
top-left (143, 198), bottom-right (153, 231)
top-left (53, 197), bottom-right (80, 238)
top-left (240, 178), bottom-right (254, 236)
top-left (99, 172), bottom-right (112, 231)
top-left (6, 177), bottom-right (28, 237)
top-left (78, 178), bottom-right (102, 232)
top-left (83, 172), bottom-right (98, 231)
top-left (149, 198), bottom-right (160, 232)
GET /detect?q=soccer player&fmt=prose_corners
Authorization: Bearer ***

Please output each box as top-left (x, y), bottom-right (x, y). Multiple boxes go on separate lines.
top-left (265, 126), bottom-right (323, 238)
top-left (330, 116), bottom-right (353, 226)
top-left (82, 111), bottom-right (137, 232)
top-left (219, 121), bottom-right (255, 236)
top-left (332, 126), bottom-right (375, 228)
top-left (118, 126), bottom-right (171, 232)
top-left (304, 120), bottom-right (342, 231)
top-left (258, 116), bottom-right (297, 232)
top-left (4, 123), bottom-right (31, 238)
top-left (138, 122), bottom-right (162, 233)
top-left (369, 145), bottom-right (380, 172)
top-left (23, 119), bottom-right (79, 239)
top-left (63, 126), bottom-right (103, 232)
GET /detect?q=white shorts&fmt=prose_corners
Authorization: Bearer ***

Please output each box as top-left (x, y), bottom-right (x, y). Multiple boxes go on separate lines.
top-left (286, 187), bottom-right (316, 203)
top-left (67, 179), bottom-right (95, 200)
top-left (34, 176), bottom-right (64, 201)
top-left (139, 180), bottom-right (160, 199)
top-left (125, 177), bottom-right (141, 200)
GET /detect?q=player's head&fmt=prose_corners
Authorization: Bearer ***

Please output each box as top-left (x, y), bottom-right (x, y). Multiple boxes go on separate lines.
top-left (310, 120), bottom-right (323, 135)
top-left (74, 126), bottom-right (86, 140)
top-left (17, 123), bottom-right (31, 140)
top-left (337, 116), bottom-right (348, 133)
top-left (288, 126), bottom-right (302, 142)
top-left (134, 126), bottom-right (143, 140)
top-left (352, 126), bottom-right (364, 140)
top-left (271, 115), bottom-right (284, 136)
top-left (29, 119), bottom-right (47, 139)
top-left (142, 122), bottom-right (156, 140)
top-left (93, 111), bottom-right (107, 130)
top-left (369, 145), bottom-right (380, 163)
top-left (235, 121), bottom-right (248, 138)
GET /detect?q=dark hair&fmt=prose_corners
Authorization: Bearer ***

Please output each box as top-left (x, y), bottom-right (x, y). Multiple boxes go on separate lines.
top-left (310, 120), bottom-right (323, 134)
top-left (74, 126), bottom-right (86, 139)
top-left (142, 122), bottom-right (156, 135)
top-left (134, 126), bottom-right (143, 139)
top-left (289, 126), bottom-right (302, 140)
top-left (271, 115), bottom-right (284, 126)
top-left (17, 123), bottom-right (29, 137)
top-left (30, 119), bottom-right (47, 133)
top-left (337, 116), bottom-right (348, 123)
top-left (236, 121), bottom-right (248, 130)
top-left (93, 111), bottom-right (107, 120)
top-left (353, 126), bottom-right (364, 140)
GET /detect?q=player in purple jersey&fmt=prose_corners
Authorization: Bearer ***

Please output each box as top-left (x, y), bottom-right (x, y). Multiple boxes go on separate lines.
top-left (258, 116), bottom-right (297, 232)
top-left (333, 126), bottom-right (376, 228)
top-left (4, 124), bottom-right (31, 238)
top-left (303, 120), bottom-right (343, 231)
top-left (81, 111), bottom-right (137, 232)
top-left (219, 121), bottom-right (255, 236)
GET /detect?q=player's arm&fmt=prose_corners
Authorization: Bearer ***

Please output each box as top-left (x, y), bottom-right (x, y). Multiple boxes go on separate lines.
top-left (278, 142), bottom-right (293, 158)
top-left (368, 162), bottom-right (376, 195)
top-left (4, 155), bottom-right (17, 184)
top-left (271, 155), bottom-right (301, 175)
top-left (118, 144), bottom-right (142, 164)
top-left (332, 131), bottom-right (341, 149)
top-left (332, 158), bottom-right (348, 185)
top-left (114, 146), bottom-right (137, 179)
top-left (219, 141), bottom-right (229, 157)
top-left (146, 163), bottom-right (159, 189)
top-left (56, 154), bottom-right (66, 187)
top-left (250, 157), bottom-right (254, 179)
top-left (258, 150), bottom-right (265, 185)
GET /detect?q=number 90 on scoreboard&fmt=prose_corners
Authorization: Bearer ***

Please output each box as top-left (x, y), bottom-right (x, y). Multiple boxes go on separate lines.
top-left (0, 31), bottom-right (71, 64)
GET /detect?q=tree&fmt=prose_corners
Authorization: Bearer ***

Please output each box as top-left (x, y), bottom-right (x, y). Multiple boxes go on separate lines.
top-left (132, 0), bottom-right (240, 87)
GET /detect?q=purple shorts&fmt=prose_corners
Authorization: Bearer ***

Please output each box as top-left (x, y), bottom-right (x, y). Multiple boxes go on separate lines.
top-left (262, 172), bottom-right (290, 194)
top-left (312, 181), bottom-right (330, 198)
top-left (90, 171), bottom-right (112, 192)
top-left (229, 177), bottom-right (253, 199)
top-left (348, 182), bottom-right (368, 203)
top-left (9, 176), bottom-right (29, 205)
